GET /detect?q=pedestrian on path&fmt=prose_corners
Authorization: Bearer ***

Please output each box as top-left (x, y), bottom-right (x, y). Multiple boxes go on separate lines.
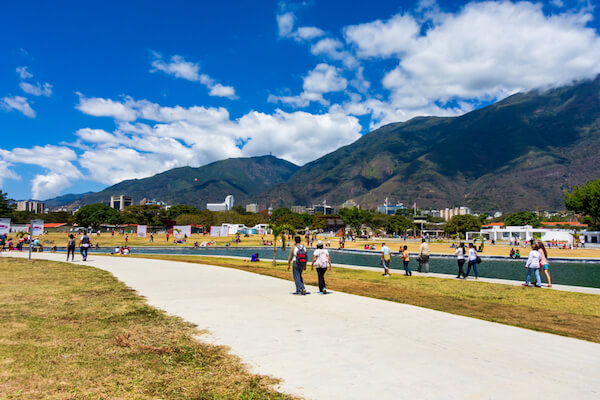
top-left (66, 234), bottom-right (76, 261)
top-left (311, 240), bottom-right (332, 294)
top-left (455, 242), bottom-right (466, 278)
top-left (381, 242), bottom-right (391, 277)
top-left (464, 242), bottom-right (479, 279)
top-left (401, 245), bottom-right (411, 276)
top-left (523, 243), bottom-right (543, 287)
top-left (418, 238), bottom-right (430, 273)
top-left (537, 241), bottom-right (551, 287)
top-left (288, 236), bottom-right (307, 295)
top-left (79, 231), bottom-right (92, 261)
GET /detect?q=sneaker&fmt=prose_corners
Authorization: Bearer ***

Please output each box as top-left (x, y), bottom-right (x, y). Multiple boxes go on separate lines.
top-left (322, 289), bottom-right (327, 294)
top-left (521, 283), bottom-right (529, 287)
top-left (301, 289), bottom-right (306, 295)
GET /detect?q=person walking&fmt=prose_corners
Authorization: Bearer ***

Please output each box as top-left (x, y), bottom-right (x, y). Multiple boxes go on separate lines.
top-left (522, 243), bottom-right (542, 287)
top-left (401, 245), bottom-right (411, 276)
top-left (311, 240), bottom-right (332, 294)
top-left (537, 241), bottom-right (551, 287)
top-left (79, 231), bottom-right (92, 261)
top-left (464, 242), bottom-right (479, 279)
top-left (66, 234), bottom-right (76, 261)
top-left (455, 242), bottom-right (466, 278)
top-left (380, 242), bottom-right (391, 277)
top-left (418, 238), bottom-right (430, 273)
top-left (288, 236), bottom-right (307, 295)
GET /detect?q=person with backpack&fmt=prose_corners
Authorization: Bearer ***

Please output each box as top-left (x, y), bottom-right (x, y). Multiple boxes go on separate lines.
top-left (66, 233), bottom-right (76, 261)
top-left (80, 231), bottom-right (92, 261)
top-left (311, 240), bottom-right (332, 294)
top-left (288, 236), bottom-right (307, 295)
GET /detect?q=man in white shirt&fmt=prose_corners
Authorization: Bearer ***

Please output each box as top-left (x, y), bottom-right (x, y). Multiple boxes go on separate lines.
top-left (418, 239), bottom-right (430, 273)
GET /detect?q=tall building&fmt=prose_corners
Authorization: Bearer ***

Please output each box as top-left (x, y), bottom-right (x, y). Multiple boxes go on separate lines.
top-left (16, 201), bottom-right (45, 213)
top-left (291, 205), bottom-right (307, 214)
top-left (341, 199), bottom-right (358, 209)
top-left (110, 195), bottom-right (134, 211)
top-left (207, 195), bottom-right (234, 212)
top-left (441, 207), bottom-right (471, 221)
top-left (246, 203), bottom-right (259, 213)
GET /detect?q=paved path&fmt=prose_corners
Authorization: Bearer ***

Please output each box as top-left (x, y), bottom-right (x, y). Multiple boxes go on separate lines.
top-left (10, 253), bottom-right (600, 399)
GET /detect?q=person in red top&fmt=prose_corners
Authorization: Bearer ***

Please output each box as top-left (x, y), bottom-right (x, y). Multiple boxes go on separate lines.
top-left (166, 232), bottom-right (169, 242)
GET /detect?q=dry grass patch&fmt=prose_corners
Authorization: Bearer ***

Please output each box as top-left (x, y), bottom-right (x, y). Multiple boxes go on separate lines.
top-left (131, 254), bottom-right (600, 343)
top-left (0, 257), bottom-right (293, 400)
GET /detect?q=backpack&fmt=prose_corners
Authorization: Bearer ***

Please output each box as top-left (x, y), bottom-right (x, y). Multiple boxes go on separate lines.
top-left (295, 245), bottom-right (307, 265)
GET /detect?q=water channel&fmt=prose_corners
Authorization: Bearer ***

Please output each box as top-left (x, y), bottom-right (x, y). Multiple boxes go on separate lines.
top-left (73, 246), bottom-right (600, 289)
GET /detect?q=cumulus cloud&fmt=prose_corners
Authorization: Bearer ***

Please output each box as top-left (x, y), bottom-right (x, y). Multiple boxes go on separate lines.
top-left (70, 95), bottom-right (361, 185)
top-left (269, 63), bottom-right (348, 107)
top-left (150, 53), bottom-right (237, 99)
top-left (0, 96), bottom-right (36, 118)
top-left (345, 1), bottom-right (600, 115)
top-left (0, 145), bottom-right (82, 199)
top-left (76, 93), bottom-right (138, 121)
top-left (20, 82), bottom-right (52, 97)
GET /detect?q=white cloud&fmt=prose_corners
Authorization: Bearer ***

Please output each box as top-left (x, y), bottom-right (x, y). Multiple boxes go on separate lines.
top-left (16, 66), bottom-right (33, 79)
top-left (277, 11), bottom-right (325, 42)
top-left (346, 1), bottom-right (600, 108)
top-left (310, 38), bottom-right (357, 68)
top-left (0, 145), bottom-right (82, 199)
top-left (269, 63), bottom-right (348, 107)
top-left (0, 158), bottom-right (20, 187)
top-left (76, 93), bottom-right (138, 121)
top-left (0, 96), bottom-right (36, 118)
top-left (150, 53), bottom-right (237, 99)
top-left (71, 95), bottom-right (361, 185)
top-left (20, 82), bottom-right (52, 97)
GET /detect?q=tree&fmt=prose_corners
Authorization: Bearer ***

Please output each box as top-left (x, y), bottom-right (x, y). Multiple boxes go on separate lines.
top-left (444, 215), bottom-right (481, 237)
top-left (503, 211), bottom-right (539, 227)
top-left (175, 213), bottom-right (203, 225)
top-left (310, 214), bottom-right (327, 231)
top-left (385, 214), bottom-right (413, 234)
top-left (339, 207), bottom-right (372, 233)
top-left (565, 178), bottom-right (600, 229)
top-left (270, 207), bottom-right (291, 221)
top-left (168, 205), bottom-right (200, 219)
top-left (0, 191), bottom-right (13, 217)
top-left (275, 213), bottom-right (305, 229)
top-left (121, 205), bottom-right (167, 226)
top-left (269, 224), bottom-right (296, 266)
top-left (74, 204), bottom-right (121, 229)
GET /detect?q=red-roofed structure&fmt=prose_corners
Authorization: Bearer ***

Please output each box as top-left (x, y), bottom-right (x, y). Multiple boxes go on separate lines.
top-left (541, 221), bottom-right (587, 228)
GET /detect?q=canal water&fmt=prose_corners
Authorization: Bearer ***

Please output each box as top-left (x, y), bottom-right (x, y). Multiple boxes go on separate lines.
top-left (78, 246), bottom-right (600, 289)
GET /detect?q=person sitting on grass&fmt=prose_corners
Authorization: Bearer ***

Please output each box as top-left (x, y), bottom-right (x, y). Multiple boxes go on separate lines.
top-left (510, 248), bottom-right (515, 258)
top-left (515, 249), bottom-right (521, 259)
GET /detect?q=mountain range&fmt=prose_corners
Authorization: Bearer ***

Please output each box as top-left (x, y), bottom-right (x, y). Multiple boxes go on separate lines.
top-left (46, 77), bottom-right (600, 212)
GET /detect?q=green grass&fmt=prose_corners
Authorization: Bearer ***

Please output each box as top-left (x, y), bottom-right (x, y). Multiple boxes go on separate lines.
top-left (129, 254), bottom-right (600, 343)
top-left (0, 258), bottom-right (293, 399)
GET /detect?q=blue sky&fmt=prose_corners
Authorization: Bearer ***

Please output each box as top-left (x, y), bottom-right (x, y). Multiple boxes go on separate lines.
top-left (1, 0), bottom-right (599, 201)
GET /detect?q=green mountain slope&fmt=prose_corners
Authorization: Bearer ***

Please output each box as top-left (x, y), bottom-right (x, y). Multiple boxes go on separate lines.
top-left (255, 77), bottom-right (600, 211)
top-left (76, 155), bottom-right (299, 209)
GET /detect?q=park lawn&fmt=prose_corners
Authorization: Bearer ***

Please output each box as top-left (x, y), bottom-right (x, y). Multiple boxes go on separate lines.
top-left (0, 258), bottom-right (292, 400)
top-left (129, 254), bottom-right (600, 343)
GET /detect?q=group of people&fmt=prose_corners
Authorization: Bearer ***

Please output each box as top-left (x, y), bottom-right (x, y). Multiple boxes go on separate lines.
top-left (380, 239), bottom-right (432, 276)
top-left (509, 248), bottom-right (521, 259)
top-left (66, 232), bottom-right (92, 261)
top-left (522, 241), bottom-right (552, 287)
top-left (453, 242), bottom-right (482, 279)
top-left (287, 236), bottom-right (332, 295)
top-left (111, 246), bottom-right (131, 255)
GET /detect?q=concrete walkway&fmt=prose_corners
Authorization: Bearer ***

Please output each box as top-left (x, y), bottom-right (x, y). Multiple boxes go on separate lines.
top-left (10, 253), bottom-right (600, 399)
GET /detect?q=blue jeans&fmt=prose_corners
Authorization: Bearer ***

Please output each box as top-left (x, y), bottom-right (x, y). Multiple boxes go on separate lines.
top-left (465, 260), bottom-right (478, 278)
top-left (80, 246), bottom-right (88, 259)
top-left (292, 262), bottom-right (305, 293)
top-left (403, 260), bottom-right (411, 275)
top-left (525, 268), bottom-right (541, 286)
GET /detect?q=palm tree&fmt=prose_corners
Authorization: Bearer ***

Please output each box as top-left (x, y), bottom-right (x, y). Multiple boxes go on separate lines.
top-left (269, 224), bottom-right (296, 266)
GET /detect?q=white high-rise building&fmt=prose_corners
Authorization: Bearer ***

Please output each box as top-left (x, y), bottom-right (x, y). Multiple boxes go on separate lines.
top-left (207, 195), bottom-right (234, 212)
top-left (441, 206), bottom-right (471, 221)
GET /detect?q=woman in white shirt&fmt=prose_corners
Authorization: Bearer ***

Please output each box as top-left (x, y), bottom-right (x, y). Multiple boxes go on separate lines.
top-left (522, 243), bottom-right (542, 287)
top-left (464, 242), bottom-right (479, 279)
top-left (454, 242), bottom-right (466, 278)
top-left (311, 240), bottom-right (332, 294)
